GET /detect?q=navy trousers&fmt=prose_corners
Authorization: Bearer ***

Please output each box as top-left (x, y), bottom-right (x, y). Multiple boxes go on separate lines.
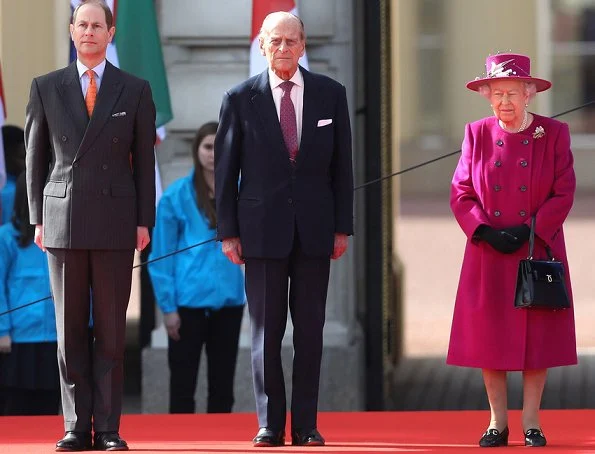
top-left (244, 233), bottom-right (331, 432)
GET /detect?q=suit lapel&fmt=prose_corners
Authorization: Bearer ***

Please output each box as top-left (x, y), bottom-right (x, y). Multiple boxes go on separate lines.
top-left (75, 61), bottom-right (124, 161)
top-left (250, 70), bottom-right (292, 166)
top-left (296, 67), bottom-right (319, 167)
top-left (57, 62), bottom-right (89, 137)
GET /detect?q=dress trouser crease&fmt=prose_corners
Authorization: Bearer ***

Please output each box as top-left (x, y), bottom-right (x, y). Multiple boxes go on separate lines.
top-left (47, 248), bottom-right (134, 432)
top-left (244, 234), bottom-right (330, 431)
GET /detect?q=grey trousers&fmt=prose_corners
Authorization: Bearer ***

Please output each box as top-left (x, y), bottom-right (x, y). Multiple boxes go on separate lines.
top-left (47, 248), bottom-right (134, 433)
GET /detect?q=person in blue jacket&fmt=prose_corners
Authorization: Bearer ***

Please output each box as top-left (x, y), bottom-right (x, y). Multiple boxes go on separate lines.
top-left (0, 125), bottom-right (26, 225)
top-left (0, 172), bottom-right (60, 415)
top-left (149, 121), bottom-right (245, 414)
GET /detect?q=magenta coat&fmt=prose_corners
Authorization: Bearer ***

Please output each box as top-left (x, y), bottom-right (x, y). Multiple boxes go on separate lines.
top-left (447, 114), bottom-right (577, 370)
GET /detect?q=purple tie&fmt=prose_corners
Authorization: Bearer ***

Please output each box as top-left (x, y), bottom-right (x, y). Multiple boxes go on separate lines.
top-left (279, 81), bottom-right (298, 163)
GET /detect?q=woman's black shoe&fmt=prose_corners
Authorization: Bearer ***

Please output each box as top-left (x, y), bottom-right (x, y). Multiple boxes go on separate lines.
top-left (525, 428), bottom-right (547, 447)
top-left (479, 427), bottom-right (509, 447)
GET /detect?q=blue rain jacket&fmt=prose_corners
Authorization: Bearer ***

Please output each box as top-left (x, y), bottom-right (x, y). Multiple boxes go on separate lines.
top-left (148, 172), bottom-right (245, 314)
top-left (0, 223), bottom-right (56, 342)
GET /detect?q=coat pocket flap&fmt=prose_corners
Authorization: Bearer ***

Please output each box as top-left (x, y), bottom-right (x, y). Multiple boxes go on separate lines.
top-left (43, 181), bottom-right (67, 198)
top-left (111, 184), bottom-right (136, 197)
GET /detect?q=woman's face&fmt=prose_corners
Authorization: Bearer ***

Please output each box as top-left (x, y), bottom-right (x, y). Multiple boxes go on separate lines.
top-left (197, 134), bottom-right (215, 172)
top-left (489, 80), bottom-right (529, 124)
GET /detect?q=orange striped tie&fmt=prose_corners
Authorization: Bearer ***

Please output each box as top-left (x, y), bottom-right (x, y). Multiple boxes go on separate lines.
top-left (85, 69), bottom-right (97, 116)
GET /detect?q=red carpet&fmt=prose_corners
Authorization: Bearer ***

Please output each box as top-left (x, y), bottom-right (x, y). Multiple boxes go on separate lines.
top-left (1, 410), bottom-right (594, 453)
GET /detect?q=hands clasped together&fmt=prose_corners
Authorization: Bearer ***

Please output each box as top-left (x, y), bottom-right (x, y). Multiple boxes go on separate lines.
top-left (476, 224), bottom-right (531, 254)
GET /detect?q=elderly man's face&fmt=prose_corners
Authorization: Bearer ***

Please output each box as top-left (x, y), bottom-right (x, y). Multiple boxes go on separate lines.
top-left (259, 17), bottom-right (305, 80)
top-left (69, 3), bottom-right (114, 59)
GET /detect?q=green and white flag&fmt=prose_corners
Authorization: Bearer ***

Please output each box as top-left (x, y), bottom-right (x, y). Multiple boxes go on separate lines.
top-left (70, 0), bottom-right (173, 202)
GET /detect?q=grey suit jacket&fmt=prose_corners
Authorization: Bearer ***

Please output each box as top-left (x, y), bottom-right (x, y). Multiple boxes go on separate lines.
top-left (25, 61), bottom-right (156, 249)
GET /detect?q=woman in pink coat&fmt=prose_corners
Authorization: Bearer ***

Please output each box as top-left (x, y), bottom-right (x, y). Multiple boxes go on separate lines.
top-left (448, 53), bottom-right (576, 448)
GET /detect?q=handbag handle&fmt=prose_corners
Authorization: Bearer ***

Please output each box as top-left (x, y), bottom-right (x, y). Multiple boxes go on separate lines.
top-left (528, 216), bottom-right (536, 259)
top-left (528, 216), bottom-right (555, 260)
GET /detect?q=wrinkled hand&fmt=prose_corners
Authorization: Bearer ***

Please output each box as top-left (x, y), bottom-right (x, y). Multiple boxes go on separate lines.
top-left (34, 225), bottom-right (45, 251)
top-left (0, 335), bottom-right (11, 353)
top-left (136, 226), bottom-right (151, 251)
top-left (163, 312), bottom-right (181, 341)
top-left (331, 233), bottom-right (348, 260)
top-left (476, 225), bottom-right (525, 254)
top-left (222, 237), bottom-right (244, 264)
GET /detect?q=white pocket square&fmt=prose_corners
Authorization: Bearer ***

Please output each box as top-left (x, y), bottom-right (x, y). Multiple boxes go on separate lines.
top-left (111, 111), bottom-right (127, 117)
top-left (317, 119), bottom-right (333, 127)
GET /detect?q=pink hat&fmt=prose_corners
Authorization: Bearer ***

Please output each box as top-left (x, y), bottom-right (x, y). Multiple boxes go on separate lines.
top-left (466, 53), bottom-right (551, 92)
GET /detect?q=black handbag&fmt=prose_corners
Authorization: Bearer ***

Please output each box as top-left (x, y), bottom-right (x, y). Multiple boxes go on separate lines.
top-left (514, 217), bottom-right (570, 310)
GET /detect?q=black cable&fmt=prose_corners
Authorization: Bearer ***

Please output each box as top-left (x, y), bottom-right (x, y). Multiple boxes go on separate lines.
top-left (0, 239), bottom-right (218, 317)
top-left (1, 102), bottom-right (593, 318)
top-left (354, 100), bottom-right (595, 191)
top-left (354, 150), bottom-right (461, 190)
top-left (0, 295), bottom-right (53, 316)
top-left (134, 238), bottom-right (216, 268)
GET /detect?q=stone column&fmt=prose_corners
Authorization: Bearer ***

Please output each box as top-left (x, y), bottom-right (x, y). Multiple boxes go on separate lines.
top-left (0, 0), bottom-right (69, 125)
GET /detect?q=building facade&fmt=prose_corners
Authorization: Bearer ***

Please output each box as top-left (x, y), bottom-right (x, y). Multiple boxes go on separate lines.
top-left (1, 0), bottom-right (593, 411)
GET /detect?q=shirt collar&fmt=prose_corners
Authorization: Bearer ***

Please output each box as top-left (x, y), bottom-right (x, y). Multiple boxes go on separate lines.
top-left (76, 59), bottom-right (107, 80)
top-left (268, 67), bottom-right (303, 90)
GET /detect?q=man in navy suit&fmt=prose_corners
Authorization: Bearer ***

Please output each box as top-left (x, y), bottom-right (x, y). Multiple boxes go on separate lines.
top-left (215, 11), bottom-right (353, 448)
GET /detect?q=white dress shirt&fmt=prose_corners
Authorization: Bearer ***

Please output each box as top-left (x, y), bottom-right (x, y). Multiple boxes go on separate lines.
top-left (268, 68), bottom-right (304, 147)
top-left (76, 59), bottom-right (106, 98)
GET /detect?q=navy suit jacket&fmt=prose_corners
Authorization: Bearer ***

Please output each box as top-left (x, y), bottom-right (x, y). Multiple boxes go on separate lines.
top-left (215, 67), bottom-right (354, 258)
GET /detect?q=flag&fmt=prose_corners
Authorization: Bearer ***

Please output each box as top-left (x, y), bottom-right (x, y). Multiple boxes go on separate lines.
top-left (0, 60), bottom-right (6, 192)
top-left (250, 0), bottom-right (309, 77)
top-left (70, 0), bottom-right (173, 202)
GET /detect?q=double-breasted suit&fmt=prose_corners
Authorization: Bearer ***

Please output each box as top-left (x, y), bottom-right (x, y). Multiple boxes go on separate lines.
top-left (215, 67), bottom-right (353, 432)
top-left (25, 60), bottom-right (155, 432)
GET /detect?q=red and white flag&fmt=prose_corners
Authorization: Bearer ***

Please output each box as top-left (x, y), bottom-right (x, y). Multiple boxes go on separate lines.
top-left (0, 60), bottom-right (7, 192)
top-left (250, 0), bottom-right (309, 77)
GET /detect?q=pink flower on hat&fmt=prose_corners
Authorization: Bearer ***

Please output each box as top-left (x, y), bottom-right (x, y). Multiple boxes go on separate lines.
top-left (467, 53), bottom-right (552, 93)
top-left (487, 59), bottom-right (515, 78)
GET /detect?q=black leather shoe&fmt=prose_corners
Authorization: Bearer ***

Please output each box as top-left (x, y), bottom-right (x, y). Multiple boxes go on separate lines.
top-left (55, 431), bottom-right (92, 451)
top-left (479, 427), bottom-right (509, 447)
top-left (252, 427), bottom-right (285, 447)
top-left (525, 428), bottom-right (547, 447)
top-left (291, 428), bottom-right (325, 446)
top-left (93, 432), bottom-right (129, 451)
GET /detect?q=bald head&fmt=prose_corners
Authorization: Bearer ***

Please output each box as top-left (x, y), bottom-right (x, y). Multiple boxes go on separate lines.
top-left (258, 11), bottom-right (306, 80)
top-left (259, 11), bottom-right (305, 42)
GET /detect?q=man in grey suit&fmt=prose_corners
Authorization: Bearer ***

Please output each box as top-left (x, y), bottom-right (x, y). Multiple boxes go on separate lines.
top-left (25, 1), bottom-right (155, 451)
top-left (215, 11), bottom-right (353, 447)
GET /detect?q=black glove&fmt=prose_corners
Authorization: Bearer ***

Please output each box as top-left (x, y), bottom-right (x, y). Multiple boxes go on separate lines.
top-left (474, 225), bottom-right (524, 254)
top-left (501, 224), bottom-right (531, 245)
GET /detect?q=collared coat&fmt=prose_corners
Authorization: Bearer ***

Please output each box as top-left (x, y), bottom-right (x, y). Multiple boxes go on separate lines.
top-left (148, 172), bottom-right (245, 314)
top-left (447, 114), bottom-right (577, 370)
top-left (0, 223), bottom-right (55, 343)
top-left (25, 61), bottom-right (156, 249)
top-left (215, 66), bottom-right (354, 259)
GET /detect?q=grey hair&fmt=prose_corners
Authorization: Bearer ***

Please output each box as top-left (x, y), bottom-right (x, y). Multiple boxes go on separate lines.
top-left (258, 11), bottom-right (305, 42)
top-left (478, 82), bottom-right (538, 102)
